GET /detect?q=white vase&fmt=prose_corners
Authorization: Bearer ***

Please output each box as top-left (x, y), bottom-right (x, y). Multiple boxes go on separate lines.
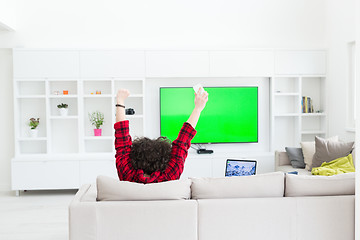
top-left (59, 108), bottom-right (69, 117)
top-left (30, 129), bottom-right (38, 138)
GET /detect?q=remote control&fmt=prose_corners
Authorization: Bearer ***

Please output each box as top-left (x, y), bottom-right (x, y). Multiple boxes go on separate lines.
top-left (193, 83), bottom-right (205, 94)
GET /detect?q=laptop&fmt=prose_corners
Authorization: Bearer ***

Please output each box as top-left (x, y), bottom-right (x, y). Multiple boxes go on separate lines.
top-left (225, 159), bottom-right (257, 177)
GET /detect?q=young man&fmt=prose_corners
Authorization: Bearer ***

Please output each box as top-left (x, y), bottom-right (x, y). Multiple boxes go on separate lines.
top-left (114, 88), bottom-right (208, 183)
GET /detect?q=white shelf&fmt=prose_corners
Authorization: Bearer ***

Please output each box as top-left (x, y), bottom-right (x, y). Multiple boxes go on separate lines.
top-left (13, 152), bottom-right (115, 161)
top-left (84, 94), bottom-right (112, 98)
top-left (15, 79), bottom-right (46, 82)
top-left (113, 78), bottom-right (146, 81)
top-left (18, 137), bottom-right (47, 141)
top-left (17, 95), bottom-right (46, 99)
top-left (47, 79), bottom-right (79, 82)
top-left (49, 95), bottom-right (78, 98)
top-left (84, 136), bottom-right (113, 140)
top-left (49, 116), bottom-right (78, 119)
top-left (301, 131), bottom-right (326, 135)
top-left (108, 94), bottom-right (144, 98)
top-left (82, 77), bottom-right (145, 81)
top-left (301, 113), bottom-right (326, 117)
top-left (274, 113), bottom-right (299, 117)
top-left (274, 92), bottom-right (300, 96)
top-left (274, 75), bottom-right (326, 78)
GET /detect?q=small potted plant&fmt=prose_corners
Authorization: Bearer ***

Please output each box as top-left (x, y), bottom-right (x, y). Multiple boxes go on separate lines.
top-left (88, 111), bottom-right (104, 136)
top-left (28, 118), bottom-right (40, 138)
top-left (57, 103), bottom-right (69, 116)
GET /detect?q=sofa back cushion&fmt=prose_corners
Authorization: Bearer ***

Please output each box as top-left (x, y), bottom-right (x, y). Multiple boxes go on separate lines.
top-left (191, 172), bottom-right (284, 199)
top-left (275, 151), bottom-right (291, 166)
top-left (300, 136), bottom-right (339, 170)
top-left (285, 172), bottom-right (355, 197)
top-left (96, 175), bottom-right (191, 201)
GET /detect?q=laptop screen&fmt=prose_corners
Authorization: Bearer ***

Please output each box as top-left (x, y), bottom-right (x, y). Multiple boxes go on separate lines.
top-left (225, 159), bottom-right (257, 177)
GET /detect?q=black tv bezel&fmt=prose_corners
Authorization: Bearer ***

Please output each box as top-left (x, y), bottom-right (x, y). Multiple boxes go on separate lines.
top-left (159, 86), bottom-right (259, 144)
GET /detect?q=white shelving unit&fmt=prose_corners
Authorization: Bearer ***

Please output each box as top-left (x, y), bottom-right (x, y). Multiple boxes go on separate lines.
top-left (271, 76), bottom-right (327, 150)
top-left (12, 49), bottom-right (327, 191)
top-left (14, 78), bottom-right (145, 156)
top-left (12, 50), bottom-right (146, 191)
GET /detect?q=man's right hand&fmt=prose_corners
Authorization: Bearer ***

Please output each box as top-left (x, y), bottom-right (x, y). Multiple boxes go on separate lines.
top-left (117, 89), bottom-right (130, 104)
top-left (186, 89), bottom-right (209, 129)
top-left (194, 89), bottom-right (209, 112)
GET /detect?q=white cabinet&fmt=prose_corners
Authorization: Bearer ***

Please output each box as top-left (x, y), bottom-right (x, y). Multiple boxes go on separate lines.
top-left (11, 161), bottom-right (80, 190)
top-left (13, 50), bottom-right (79, 78)
top-left (80, 51), bottom-right (145, 78)
top-left (146, 51), bottom-right (209, 77)
top-left (209, 50), bottom-right (274, 77)
top-left (275, 51), bottom-right (326, 75)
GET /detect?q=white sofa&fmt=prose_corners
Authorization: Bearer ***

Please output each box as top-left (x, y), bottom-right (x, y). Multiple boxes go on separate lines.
top-left (69, 172), bottom-right (355, 240)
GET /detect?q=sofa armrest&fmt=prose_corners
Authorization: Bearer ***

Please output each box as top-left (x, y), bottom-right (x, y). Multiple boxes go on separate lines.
top-left (69, 184), bottom-right (97, 240)
top-left (275, 151), bottom-right (291, 167)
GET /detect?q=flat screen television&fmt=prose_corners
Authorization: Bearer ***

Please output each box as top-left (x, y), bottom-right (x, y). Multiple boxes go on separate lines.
top-left (160, 87), bottom-right (258, 143)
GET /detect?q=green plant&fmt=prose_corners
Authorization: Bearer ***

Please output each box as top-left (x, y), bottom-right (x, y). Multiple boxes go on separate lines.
top-left (57, 103), bottom-right (68, 108)
top-left (88, 111), bottom-right (104, 129)
top-left (29, 118), bottom-right (40, 130)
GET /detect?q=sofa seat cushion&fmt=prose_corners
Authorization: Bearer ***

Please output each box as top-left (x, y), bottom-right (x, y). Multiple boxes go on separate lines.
top-left (276, 165), bottom-right (312, 175)
top-left (191, 172), bottom-right (284, 199)
top-left (96, 175), bottom-right (191, 201)
top-left (285, 172), bottom-right (355, 197)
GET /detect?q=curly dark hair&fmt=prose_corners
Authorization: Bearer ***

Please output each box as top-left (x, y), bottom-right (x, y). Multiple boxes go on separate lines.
top-left (129, 136), bottom-right (172, 175)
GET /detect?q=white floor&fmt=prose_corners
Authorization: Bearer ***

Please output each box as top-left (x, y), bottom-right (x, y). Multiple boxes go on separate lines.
top-left (0, 189), bottom-right (77, 240)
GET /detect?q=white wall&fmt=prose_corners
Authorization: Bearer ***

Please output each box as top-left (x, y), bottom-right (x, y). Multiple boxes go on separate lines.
top-left (0, 0), bottom-right (333, 191)
top-left (0, 49), bottom-right (14, 190)
top-left (326, 0), bottom-right (357, 142)
top-left (0, 0), bottom-right (16, 30)
top-left (0, 0), bottom-right (327, 48)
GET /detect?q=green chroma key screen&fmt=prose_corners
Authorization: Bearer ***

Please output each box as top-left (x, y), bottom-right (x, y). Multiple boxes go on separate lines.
top-left (160, 87), bottom-right (258, 143)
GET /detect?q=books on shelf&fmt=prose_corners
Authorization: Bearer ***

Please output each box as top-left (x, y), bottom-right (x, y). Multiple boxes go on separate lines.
top-left (301, 96), bottom-right (314, 113)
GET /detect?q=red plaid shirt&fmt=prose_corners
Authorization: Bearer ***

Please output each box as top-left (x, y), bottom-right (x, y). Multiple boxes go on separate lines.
top-left (114, 120), bottom-right (196, 183)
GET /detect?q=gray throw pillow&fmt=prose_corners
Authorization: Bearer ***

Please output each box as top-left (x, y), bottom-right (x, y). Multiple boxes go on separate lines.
top-left (312, 136), bottom-right (354, 169)
top-left (285, 147), bottom-right (305, 169)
